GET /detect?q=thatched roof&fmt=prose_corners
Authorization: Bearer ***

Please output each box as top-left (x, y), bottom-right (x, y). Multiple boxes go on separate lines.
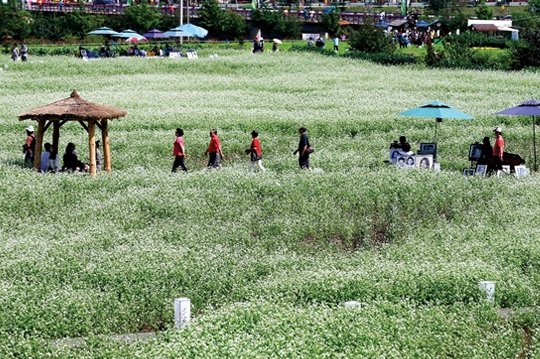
top-left (18, 90), bottom-right (127, 122)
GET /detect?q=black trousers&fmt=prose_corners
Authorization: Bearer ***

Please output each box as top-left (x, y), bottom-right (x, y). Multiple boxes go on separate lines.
top-left (299, 154), bottom-right (310, 169)
top-left (172, 155), bottom-right (187, 172)
top-left (207, 152), bottom-right (220, 168)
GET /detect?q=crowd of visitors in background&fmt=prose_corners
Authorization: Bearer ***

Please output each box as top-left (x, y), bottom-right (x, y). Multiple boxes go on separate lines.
top-left (393, 29), bottom-right (434, 48)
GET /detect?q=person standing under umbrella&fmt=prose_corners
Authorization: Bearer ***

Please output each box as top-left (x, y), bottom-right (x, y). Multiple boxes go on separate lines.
top-left (205, 129), bottom-right (224, 169)
top-left (172, 128), bottom-right (187, 173)
top-left (492, 127), bottom-right (504, 172)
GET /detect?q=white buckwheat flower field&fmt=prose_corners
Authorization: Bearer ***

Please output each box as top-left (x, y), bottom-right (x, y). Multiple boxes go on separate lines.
top-left (0, 50), bottom-right (539, 357)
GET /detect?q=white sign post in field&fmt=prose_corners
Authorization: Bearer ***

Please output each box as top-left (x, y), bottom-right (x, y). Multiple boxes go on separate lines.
top-left (174, 298), bottom-right (191, 329)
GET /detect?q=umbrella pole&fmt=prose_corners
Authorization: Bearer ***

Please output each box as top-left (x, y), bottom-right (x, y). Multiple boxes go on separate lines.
top-left (434, 118), bottom-right (440, 143)
top-left (534, 115), bottom-right (537, 172)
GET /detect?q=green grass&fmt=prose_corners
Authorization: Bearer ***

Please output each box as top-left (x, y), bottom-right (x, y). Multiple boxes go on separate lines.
top-left (0, 52), bottom-right (540, 357)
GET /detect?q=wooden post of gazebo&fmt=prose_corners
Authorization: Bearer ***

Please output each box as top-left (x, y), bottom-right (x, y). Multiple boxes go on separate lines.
top-left (17, 90), bottom-right (127, 176)
top-left (33, 119), bottom-right (46, 171)
top-left (101, 119), bottom-right (112, 172)
top-left (52, 121), bottom-right (60, 158)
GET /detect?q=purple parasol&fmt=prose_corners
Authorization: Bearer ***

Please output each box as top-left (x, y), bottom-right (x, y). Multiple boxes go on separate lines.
top-left (496, 99), bottom-right (540, 171)
top-left (142, 29), bottom-right (170, 39)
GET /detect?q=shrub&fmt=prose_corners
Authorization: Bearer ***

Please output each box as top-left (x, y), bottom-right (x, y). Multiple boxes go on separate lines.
top-left (509, 28), bottom-right (540, 69)
top-left (321, 10), bottom-right (341, 37)
top-left (445, 32), bottom-right (509, 49)
top-left (251, 6), bottom-right (301, 39)
top-left (198, 0), bottom-right (248, 40)
top-left (345, 18), bottom-right (395, 54)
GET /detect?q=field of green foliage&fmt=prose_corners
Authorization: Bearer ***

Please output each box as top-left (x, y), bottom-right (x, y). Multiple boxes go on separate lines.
top-left (1, 51), bottom-right (540, 358)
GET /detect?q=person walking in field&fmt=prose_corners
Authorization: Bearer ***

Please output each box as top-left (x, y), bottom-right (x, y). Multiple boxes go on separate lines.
top-left (172, 128), bottom-right (187, 173)
top-left (245, 130), bottom-right (265, 173)
top-left (294, 126), bottom-right (311, 170)
top-left (205, 129), bottom-right (224, 169)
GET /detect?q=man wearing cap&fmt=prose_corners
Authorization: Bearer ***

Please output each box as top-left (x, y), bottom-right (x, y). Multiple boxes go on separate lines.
top-left (492, 127), bottom-right (504, 172)
top-left (23, 125), bottom-right (36, 166)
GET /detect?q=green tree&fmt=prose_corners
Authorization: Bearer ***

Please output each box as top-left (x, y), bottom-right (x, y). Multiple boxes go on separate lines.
top-left (346, 18), bottom-right (394, 54)
top-left (198, 0), bottom-right (226, 36)
top-left (474, 0), bottom-right (493, 20)
top-left (426, 0), bottom-right (450, 13)
top-left (0, 5), bottom-right (32, 40)
top-left (58, 11), bottom-right (99, 39)
top-left (251, 6), bottom-right (301, 39)
top-left (321, 10), bottom-right (341, 36)
top-left (123, 1), bottom-right (162, 34)
top-left (223, 11), bottom-right (247, 40)
top-left (512, 10), bottom-right (540, 30)
top-left (198, 0), bottom-right (247, 39)
top-left (509, 29), bottom-right (540, 69)
top-left (30, 12), bottom-right (64, 41)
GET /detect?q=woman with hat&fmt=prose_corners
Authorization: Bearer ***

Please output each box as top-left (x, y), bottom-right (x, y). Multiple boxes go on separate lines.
top-left (22, 125), bottom-right (36, 166)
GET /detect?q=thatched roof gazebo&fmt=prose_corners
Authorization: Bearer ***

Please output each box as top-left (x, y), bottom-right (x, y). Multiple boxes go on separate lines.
top-left (18, 90), bottom-right (127, 176)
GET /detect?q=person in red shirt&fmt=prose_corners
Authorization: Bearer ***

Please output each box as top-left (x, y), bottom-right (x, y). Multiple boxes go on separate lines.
top-left (172, 128), bottom-right (187, 172)
top-left (205, 129), bottom-right (224, 168)
top-left (245, 130), bottom-right (266, 173)
top-left (23, 125), bottom-right (36, 167)
top-left (492, 126), bottom-right (504, 172)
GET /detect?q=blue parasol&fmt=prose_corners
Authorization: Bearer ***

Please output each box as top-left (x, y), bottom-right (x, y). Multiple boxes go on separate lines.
top-left (399, 100), bottom-right (474, 142)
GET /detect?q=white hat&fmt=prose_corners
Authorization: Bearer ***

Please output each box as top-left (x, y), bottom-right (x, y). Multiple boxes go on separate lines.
top-left (26, 125), bottom-right (34, 132)
top-left (493, 126), bottom-right (502, 133)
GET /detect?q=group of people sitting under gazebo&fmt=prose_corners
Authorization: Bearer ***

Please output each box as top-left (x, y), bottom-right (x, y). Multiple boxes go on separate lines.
top-left (23, 125), bottom-right (101, 173)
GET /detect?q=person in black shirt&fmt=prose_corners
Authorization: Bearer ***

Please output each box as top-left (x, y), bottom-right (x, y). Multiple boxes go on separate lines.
top-left (252, 37), bottom-right (264, 53)
top-left (294, 126), bottom-right (311, 169)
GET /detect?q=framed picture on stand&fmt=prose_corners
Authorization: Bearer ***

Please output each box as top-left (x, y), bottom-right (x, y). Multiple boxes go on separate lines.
top-left (476, 165), bottom-right (487, 176)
